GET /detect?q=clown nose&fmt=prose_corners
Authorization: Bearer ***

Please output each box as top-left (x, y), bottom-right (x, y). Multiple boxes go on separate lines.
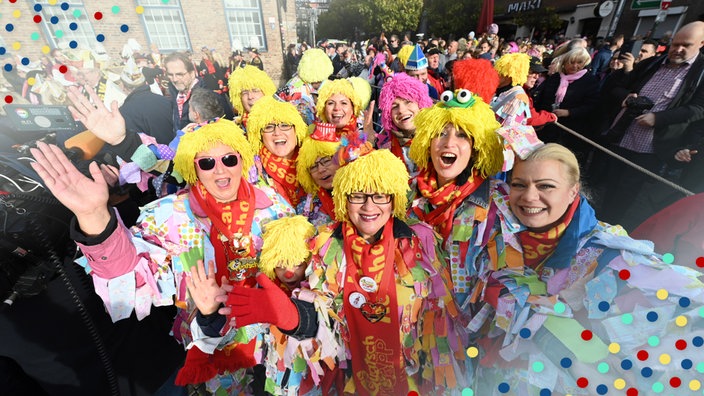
top-left (284, 270), bottom-right (295, 279)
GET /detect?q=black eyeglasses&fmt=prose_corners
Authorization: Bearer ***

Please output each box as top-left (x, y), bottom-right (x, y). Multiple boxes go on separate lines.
top-left (262, 123), bottom-right (294, 133)
top-left (347, 193), bottom-right (392, 205)
top-left (194, 154), bottom-right (239, 171)
top-left (309, 157), bottom-right (332, 173)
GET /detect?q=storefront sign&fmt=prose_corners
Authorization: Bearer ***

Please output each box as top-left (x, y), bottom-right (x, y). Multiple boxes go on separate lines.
top-left (507, 0), bottom-right (541, 14)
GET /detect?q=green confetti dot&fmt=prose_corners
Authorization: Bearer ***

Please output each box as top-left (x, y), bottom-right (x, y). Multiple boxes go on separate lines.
top-left (621, 313), bottom-right (633, 324)
top-left (111, 5), bottom-right (120, 14)
top-left (30, 32), bottom-right (40, 40)
top-left (697, 362), bottom-right (704, 373)
top-left (532, 361), bottom-right (544, 373)
top-left (55, 30), bottom-right (64, 38)
top-left (662, 253), bottom-right (674, 263)
top-left (73, 9), bottom-right (82, 18)
top-left (597, 362), bottom-right (610, 374)
top-left (652, 382), bottom-right (664, 393)
top-left (648, 336), bottom-right (660, 347)
top-left (554, 302), bottom-right (565, 314)
top-left (461, 388), bottom-right (474, 396)
top-left (699, 306), bottom-right (704, 317)
top-left (162, 0), bottom-right (170, 3)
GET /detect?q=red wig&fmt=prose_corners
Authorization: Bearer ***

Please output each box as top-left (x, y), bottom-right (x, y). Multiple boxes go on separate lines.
top-left (452, 59), bottom-right (499, 103)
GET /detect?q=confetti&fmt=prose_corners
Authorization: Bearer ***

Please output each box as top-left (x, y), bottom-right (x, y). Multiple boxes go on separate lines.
top-left (581, 330), bottom-right (593, 341)
top-left (618, 269), bottom-right (631, 280)
top-left (656, 289), bottom-right (668, 300)
top-left (598, 301), bottom-right (610, 312)
top-left (554, 302), bottom-right (565, 314)
top-left (626, 388), bottom-right (638, 396)
top-left (498, 382), bottom-right (510, 393)
top-left (136, 5), bottom-right (145, 14)
top-left (61, 2), bottom-right (71, 11)
top-left (597, 362), bottom-right (609, 374)
top-left (690, 380), bottom-right (701, 391)
top-left (696, 256), bottom-right (704, 267)
top-left (461, 388), bottom-right (474, 396)
top-left (59, 65), bottom-right (68, 73)
top-left (637, 350), bottom-right (649, 361)
top-left (407, 391), bottom-right (418, 396)
top-left (646, 311), bottom-right (658, 322)
top-left (12, 10), bottom-right (21, 18)
top-left (648, 335), bottom-right (660, 347)
top-left (56, 30), bottom-right (64, 38)
top-left (641, 366), bottom-right (653, 377)
top-left (112, 5), bottom-right (121, 14)
top-left (519, 328), bottom-right (531, 338)
top-left (466, 347), bottom-right (478, 358)
top-left (6, 23), bottom-right (15, 32)
top-left (608, 342), bottom-right (620, 353)
top-left (69, 40), bottom-right (78, 49)
top-left (50, 16), bottom-right (59, 24)
top-left (560, 357), bottom-right (572, 368)
top-left (4, 95), bottom-right (13, 104)
top-left (659, 353), bottom-right (671, 365)
top-left (12, 42), bottom-right (20, 50)
top-left (675, 315), bottom-right (687, 327)
top-left (679, 297), bottom-right (691, 307)
top-left (596, 384), bottom-right (608, 395)
top-left (69, 22), bottom-right (78, 31)
top-left (41, 45), bottom-right (51, 54)
top-left (33, 15), bottom-right (42, 23)
top-left (120, 24), bottom-right (129, 33)
top-left (94, 12), bottom-right (103, 20)
top-left (539, 389), bottom-right (551, 396)
top-left (621, 313), bottom-right (634, 324)
top-left (34, 4), bottom-right (43, 12)
top-left (662, 253), bottom-right (674, 263)
top-left (675, 339), bottom-right (687, 350)
top-left (621, 359), bottom-right (632, 370)
top-left (96, 34), bottom-right (105, 42)
top-left (693, 336), bottom-right (704, 347)
top-left (670, 377), bottom-right (682, 387)
top-left (73, 9), bottom-right (81, 18)
top-left (532, 361), bottom-right (544, 373)
top-left (576, 377), bottom-right (589, 388)
top-left (651, 382), bottom-right (664, 393)
top-left (682, 359), bottom-right (693, 369)
top-left (31, 32), bottom-right (40, 40)
top-left (27, 77), bottom-right (36, 86)
top-left (614, 378), bottom-right (626, 390)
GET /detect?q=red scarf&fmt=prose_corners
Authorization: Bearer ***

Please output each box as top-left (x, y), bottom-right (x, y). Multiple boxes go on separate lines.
top-left (518, 197), bottom-right (580, 270)
top-left (203, 59), bottom-right (216, 74)
top-left (317, 188), bottom-right (336, 219)
top-left (413, 167), bottom-right (485, 240)
top-left (335, 116), bottom-right (358, 138)
top-left (259, 147), bottom-right (304, 207)
top-left (342, 219), bottom-right (406, 396)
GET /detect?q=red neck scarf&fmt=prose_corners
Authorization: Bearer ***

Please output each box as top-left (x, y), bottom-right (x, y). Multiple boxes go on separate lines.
top-left (342, 218), bottom-right (406, 396)
top-left (203, 59), bottom-right (216, 74)
top-left (317, 188), bottom-right (336, 219)
top-left (335, 116), bottom-right (358, 138)
top-left (413, 167), bottom-right (485, 240)
top-left (518, 197), bottom-right (580, 270)
top-left (259, 147), bottom-right (303, 207)
top-left (191, 180), bottom-right (257, 287)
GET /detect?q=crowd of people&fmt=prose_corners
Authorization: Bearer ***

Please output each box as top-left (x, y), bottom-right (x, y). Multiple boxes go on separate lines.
top-left (1, 20), bottom-right (704, 396)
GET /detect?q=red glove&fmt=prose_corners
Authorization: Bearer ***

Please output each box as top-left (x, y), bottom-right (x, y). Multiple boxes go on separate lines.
top-left (226, 273), bottom-right (299, 331)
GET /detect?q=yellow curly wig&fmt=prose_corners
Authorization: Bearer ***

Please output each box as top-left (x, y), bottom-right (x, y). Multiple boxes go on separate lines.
top-left (316, 79), bottom-right (363, 121)
top-left (409, 97), bottom-right (504, 178)
top-left (245, 96), bottom-right (308, 154)
top-left (298, 48), bottom-right (334, 84)
top-left (227, 65), bottom-right (277, 115)
top-left (494, 53), bottom-right (530, 87)
top-left (332, 149), bottom-right (409, 222)
top-left (173, 119), bottom-right (253, 185)
top-left (396, 45), bottom-right (414, 68)
top-left (296, 135), bottom-right (341, 195)
top-left (259, 215), bottom-right (315, 279)
top-left (348, 76), bottom-right (371, 111)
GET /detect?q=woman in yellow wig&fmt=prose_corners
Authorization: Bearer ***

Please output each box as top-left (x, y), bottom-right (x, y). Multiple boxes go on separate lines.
top-left (409, 89), bottom-right (504, 306)
top-left (29, 118), bottom-right (294, 394)
top-left (247, 96), bottom-right (309, 207)
top-left (228, 64), bottom-right (277, 130)
top-left (315, 78), bottom-right (373, 140)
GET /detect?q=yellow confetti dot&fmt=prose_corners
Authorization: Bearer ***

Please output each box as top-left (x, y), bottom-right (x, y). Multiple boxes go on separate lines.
top-left (656, 289), bottom-right (668, 300)
top-left (614, 378), bottom-right (626, 390)
top-left (690, 380), bottom-right (701, 391)
top-left (659, 353), bottom-right (671, 365)
top-left (48, 0), bottom-right (57, 4)
top-left (27, 77), bottom-right (36, 86)
top-left (41, 45), bottom-right (51, 54)
top-left (12, 42), bottom-right (21, 50)
top-left (675, 315), bottom-right (688, 327)
top-left (466, 347), bottom-right (479, 358)
top-left (608, 342), bottom-right (620, 354)
top-left (136, 5), bottom-right (145, 14)
top-left (12, 10), bottom-right (21, 18)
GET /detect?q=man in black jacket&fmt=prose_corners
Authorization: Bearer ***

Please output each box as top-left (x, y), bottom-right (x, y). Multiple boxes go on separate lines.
top-left (119, 66), bottom-right (174, 144)
top-left (599, 21), bottom-right (704, 228)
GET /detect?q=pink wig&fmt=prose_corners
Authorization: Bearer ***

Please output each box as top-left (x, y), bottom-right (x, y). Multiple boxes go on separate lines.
top-left (379, 73), bottom-right (433, 133)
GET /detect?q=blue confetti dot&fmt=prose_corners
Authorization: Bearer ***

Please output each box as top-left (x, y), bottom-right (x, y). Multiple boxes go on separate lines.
top-left (641, 367), bottom-right (653, 378)
top-left (560, 357), bottom-right (572, 368)
top-left (693, 336), bottom-right (703, 347)
top-left (621, 359), bottom-right (633, 370)
top-left (540, 389), bottom-right (551, 396)
top-left (498, 383), bottom-right (510, 393)
top-left (69, 22), bottom-right (78, 31)
top-left (50, 16), bottom-right (59, 24)
top-left (69, 40), bottom-right (78, 49)
top-left (34, 4), bottom-right (43, 12)
top-left (519, 328), bottom-right (531, 339)
top-left (596, 384), bottom-right (608, 395)
top-left (682, 359), bottom-right (693, 369)
top-left (598, 301), bottom-right (610, 312)
top-left (3, 64), bottom-right (12, 72)
top-left (96, 34), bottom-right (105, 42)
top-left (21, 57), bottom-right (30, 65)
top-left (0, 47), bottom-right (5, 55)
top-left (6, 24), bottom-right (14, 32)
top-left (679, 297), bottom-right (690, 307)
top-left (646, 311), bottom-right (658, 322)
top-left (120, 24), bottom-right (129, 33)
top-left (61, 2), bottom-right (70, 11)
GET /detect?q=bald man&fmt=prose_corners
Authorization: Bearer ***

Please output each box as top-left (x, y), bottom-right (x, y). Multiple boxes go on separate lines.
top-left (600, 21), bottom-right (704, 228)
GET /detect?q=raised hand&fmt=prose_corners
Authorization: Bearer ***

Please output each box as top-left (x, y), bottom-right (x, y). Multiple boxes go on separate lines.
top-left (363, 99), bottom-right (377, 146)
top-left (186, 260), bottom-right (228, 315)
top-left (67, 85), bottom-right (127, 146)
top-left (30, 142), bottom-right (111, 236)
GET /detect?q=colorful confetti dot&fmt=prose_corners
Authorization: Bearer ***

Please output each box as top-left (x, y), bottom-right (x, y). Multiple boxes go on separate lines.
top-left (554, 302), bottom-right (565, 314)
top-left (20, 57), bottom-right (29, 65)
top-left (693, 336), bottom-right (704, 347)
top-left (34, 4), bottom-right (43, 11)
top-left (560, 357), bottom-right (572, 368)
top-left (519, 328), bottom-right (531, 339)
top-left (136, 5), bottom-right (145, 14)
top-left (0, 47), bottom-right (5, 55)
top-left (56, 30), bottom-right (64, 38)
top-left (69, 22), bottom-right (78, 31)
top-left (659, 353), bottom-right (671, 365)
top-left (407, 391), bottom-right (419, 396)
top-left (61, 2), bottom-right (70, 11)
top-left (700, 306), bottom-right (704, 317)
top-left (498, 382), bottom-right (510, 393)
top-left (596, 384), bottom-right (608, 395)
top-left (646, 311), bottom-right (658, 322)
top-left (675, 315), bottom-right (688, 327)
top-left (58, 65), bottom-right (68, 73)
top-left (626, 388), bottom-right (638, 396)
top-left (27, 77), bottom-right (36, 86)
top-left (676, 339), bottom-right (687, 350)
top-left (597, 362), bottom-right (610, 374)
top-left (696, 256), bottom-right (704, 267)
top-left (637, 350), bottom-right (649, 361)
top-left (12, 10), bottom-right (21, 18)
top-left (4, 95), bottom-right (13, 104)
top-left (466, 347), bottom-right (478, 358)
top-left (671, 377), bottom-right (682, 388)
top-left (609, 342), bottom-right (621, 354)
top-left (120, 24), bottom-right (129, 33)
top-left (622, 313), bottom-right (634, 324)
top-left (73, 9), bottom-right (81, 18)
top-left (648, 335), bottom-right (660, 347)
top-left (94, 12), bottom-right (103, 20)
top-left (656, 289), bottom-right (668, 300)
top-left (614, 378), bottom-right (626, 390)
top-left (533, 361), bottom-right (545, 373)
top-left (6, 24), bottom-right (15, 32)
top-left (12, 42), bottom-right (20, 50)
top-left (682, 359), bottom-right (693, 369)
top-left (96, 34), bottom-right (105, 42)
top-left (599, 301), bottom-right (610, 312)
top-left (619, 269), bottom-right (631, 280)
top-left (31, 32), bottom-right (40, 40)
top-left (41, 45), bottom-right (51, 54)
top-left (621, 359), bottom-right (633, 370)
top-left (68, 41), bottom-right (78, 49)
top-left (641, 367), bottom-right (653, 377)
top-left (33, 15), bottom-right (42, 23)
top-left (461, 388), bottom-right (474, 396)
top-left (696, 362), bottom-right (704, 373)
top-left (679, 297), bottom-right (691, 307)
top-left (539, 389), bottom-right (551, 396)
top-left (581, 330), bottom-right (593, 341)
top-left (662, 253), bottom-right (674, 263)
top-left (49, 0), bottom-right (57, 5)
top-left (690, 379), bottom-right (701, 391)
top-left (576, 377), bottom-right (589, 388)
top-left (50, 16), bottom-right (59, 24)
top-left (652, 382), bottom-right (664, 393)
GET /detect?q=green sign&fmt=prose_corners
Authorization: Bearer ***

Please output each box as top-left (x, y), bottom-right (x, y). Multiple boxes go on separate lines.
top-left (631, 0), bottom-right (660, 10)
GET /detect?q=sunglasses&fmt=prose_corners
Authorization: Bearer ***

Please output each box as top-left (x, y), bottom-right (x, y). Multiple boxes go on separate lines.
top-left (194, 154), bottom-right (239, 171)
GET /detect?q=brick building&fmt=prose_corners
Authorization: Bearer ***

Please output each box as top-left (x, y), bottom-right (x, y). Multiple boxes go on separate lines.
top-left (0, 0), bottom-right (297, 86)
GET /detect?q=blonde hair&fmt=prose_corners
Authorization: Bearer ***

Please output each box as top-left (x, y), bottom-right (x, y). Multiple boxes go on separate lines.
top-left (553, 47), bottom-right (591, 74)
top-left (494, 53), bottom-right (530, 86)
top-left (227, 65), bottom-right (277, 115)
top-left (245, 96), bottom-right (308, 154)
top-left (520, 143), bottom-right (580, 186)
top-left (296, 133), bottom-right (341, 195)
top-left (259, 215), bottom-right (315, 279)
top-left (315, 79), bottom-right (363, 121)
